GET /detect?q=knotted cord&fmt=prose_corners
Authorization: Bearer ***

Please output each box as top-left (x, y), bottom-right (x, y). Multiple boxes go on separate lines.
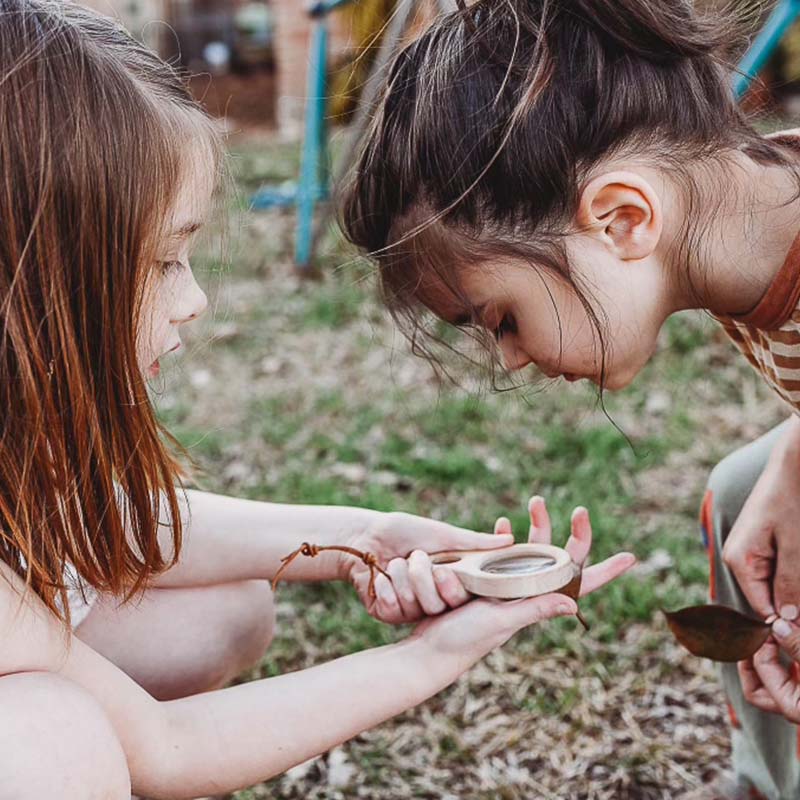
top-left (272, 542), bottom-right (392, 599)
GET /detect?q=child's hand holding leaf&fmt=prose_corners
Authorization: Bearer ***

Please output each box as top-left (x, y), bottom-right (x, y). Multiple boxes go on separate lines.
top-left (737, 615), bottom-right (800, 723)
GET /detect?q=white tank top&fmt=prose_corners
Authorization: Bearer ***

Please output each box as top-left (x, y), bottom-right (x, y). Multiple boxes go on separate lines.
top-left (17, 555), bottom-right (99, 628)
top-left (46, 562), bottom-right (97, 630)
top-left (60, 561), bottom-right (98, 628)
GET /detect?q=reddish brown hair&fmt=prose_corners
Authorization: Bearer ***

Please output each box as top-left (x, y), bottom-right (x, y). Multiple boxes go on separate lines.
top-left (0, 0), bottom-right (222, 624)
top-left (341, 0), bottom-right (800, 382)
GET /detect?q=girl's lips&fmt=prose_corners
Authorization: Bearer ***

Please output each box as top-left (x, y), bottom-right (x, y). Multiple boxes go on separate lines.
top-left (147, 343), bottom-right (180, 378)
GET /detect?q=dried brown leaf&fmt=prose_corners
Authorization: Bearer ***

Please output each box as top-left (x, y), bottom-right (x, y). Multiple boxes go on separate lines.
top-left (556, 563), bottom-right (588, 630)
top-left (556, 565), bottom-right (582, 601)
top-left (663, 604), bottom-right (770, 663)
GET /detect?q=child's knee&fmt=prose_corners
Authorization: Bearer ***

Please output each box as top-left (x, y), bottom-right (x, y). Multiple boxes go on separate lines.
top-left (702, 427), bottom-right (789, 609)
top-left (706, 427), bottom-right (785, 544)
top-left (0, 672), bottom-right (131, 800)
top-left (706, 446), bottom-right (759, 537)
top-left (228, 579), bottom-right (275, 674)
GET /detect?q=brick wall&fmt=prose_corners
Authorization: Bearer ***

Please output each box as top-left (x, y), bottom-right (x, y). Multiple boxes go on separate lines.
top-left (271, 0), bottom-right (449, 137)
top-left (270, 0), bottom-right (351, 137)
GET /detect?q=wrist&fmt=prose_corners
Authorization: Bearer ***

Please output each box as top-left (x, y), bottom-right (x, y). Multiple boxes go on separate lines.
top-left (403, 630), bottom-right (468, 689)
top-left (329, 507), bottom-right (385, 582)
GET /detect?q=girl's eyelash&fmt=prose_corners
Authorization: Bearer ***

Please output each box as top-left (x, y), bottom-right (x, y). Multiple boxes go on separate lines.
top-left (493, 314), bottom-right (517, 340)
top-left (158, 260), bottom-right (184, 274)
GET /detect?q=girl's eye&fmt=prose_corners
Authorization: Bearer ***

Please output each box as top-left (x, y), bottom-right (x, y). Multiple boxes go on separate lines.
top-left (492, 313), bottom-right (517, 340)
top-left (158, 260), bottom-right (184, 275)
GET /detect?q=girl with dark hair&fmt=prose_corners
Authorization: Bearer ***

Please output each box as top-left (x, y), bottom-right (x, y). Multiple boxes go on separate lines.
top-left (342, 1), bottom-right (800, 796)
top-left (0, 1), bottom-right (633, 796)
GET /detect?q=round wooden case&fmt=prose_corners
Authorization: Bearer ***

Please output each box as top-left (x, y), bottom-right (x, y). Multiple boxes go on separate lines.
top-left (430, 543), bottom-right (578, 599)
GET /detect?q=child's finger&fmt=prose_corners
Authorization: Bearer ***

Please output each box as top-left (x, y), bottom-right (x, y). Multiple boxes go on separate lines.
top-left (372, 572), bottom-right (401, 616)
top-left (432, 565), bottom-right (471, 608)
top-left (578, 552), bottom-right (636, 596)
top-left (564, 506), bottom-right (592, 566)
top-left (408, 550), bottom-right (447, 616)
top-left (435, 527), bottom-right (514, 551)
top-left (739, 656), bottom-right (781, 714)
top-left (752, 641), bottom-right (800, 722)
top-left (494, 516), bottom-right (513, 537)
top-left (502, 592), bottom-right (577, 631)
top-left (387, 557), bottom-right (423, 620)
top-left (527, 496), bottom-right (551, 544)
top-left (390, 514), bottom-right (513, 553)
top-left (772, 617), bottom-right (800, 664)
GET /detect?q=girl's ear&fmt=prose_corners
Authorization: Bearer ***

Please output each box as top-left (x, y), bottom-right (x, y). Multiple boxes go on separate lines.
top-left (576, 170), bottom-right (662, 260)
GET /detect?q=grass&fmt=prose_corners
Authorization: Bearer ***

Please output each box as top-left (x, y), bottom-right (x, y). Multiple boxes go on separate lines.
top-left (152, 130), bottom-right (791, 799)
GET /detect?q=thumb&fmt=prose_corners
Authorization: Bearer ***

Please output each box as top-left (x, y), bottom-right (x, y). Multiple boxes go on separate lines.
top-left (722, 537), bottom-right (776, 619)
top-left (439, 525), bottom-right (514, 551)
top-left (772, 617), bottom-right (800, 662)
top-left (505, 593), bottom-right (577, 632)
top-left (739, 575), bottom-right (777, 621)
top-left (774, 542), bottom-right (800, 620)
top-left (393, 516), bottom-right (513, 552)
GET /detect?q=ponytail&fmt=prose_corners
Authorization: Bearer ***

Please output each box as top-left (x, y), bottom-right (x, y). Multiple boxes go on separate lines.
top-left (568, 0), bottom-right (734, 61)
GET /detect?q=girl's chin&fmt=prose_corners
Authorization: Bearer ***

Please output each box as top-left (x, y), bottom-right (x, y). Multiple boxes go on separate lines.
top-left (603, 365), bottom-right (641, 391)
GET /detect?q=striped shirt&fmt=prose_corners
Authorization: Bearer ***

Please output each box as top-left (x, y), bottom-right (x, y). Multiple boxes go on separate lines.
top-left (718, 160), bottom-right (800, 410)
top-left (720, 304), bottom-right (800, 411)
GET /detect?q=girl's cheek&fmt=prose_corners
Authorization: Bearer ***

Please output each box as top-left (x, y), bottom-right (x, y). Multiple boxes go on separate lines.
top-left (135, 300), bottom-right (162, 365)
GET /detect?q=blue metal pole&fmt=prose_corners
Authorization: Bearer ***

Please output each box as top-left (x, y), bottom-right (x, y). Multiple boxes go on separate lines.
top-left (294, 17), bottom-right (329, 267)
top-left (308, 0), bottom-right (354, 16)
top-left (250, 0), bottom-right (357, 265)
top-left (735, 0), bottom-right (800, 97)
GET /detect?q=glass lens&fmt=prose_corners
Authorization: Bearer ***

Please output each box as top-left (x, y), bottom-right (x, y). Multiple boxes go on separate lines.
top-left (482, 556), bottom-right (557, 575)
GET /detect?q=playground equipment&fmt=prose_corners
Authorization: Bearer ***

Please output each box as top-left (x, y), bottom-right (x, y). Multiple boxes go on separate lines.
top-left (251, 0), bottom-right (454, 269)
top-left (253, 0), bottom-right (800, 270)
top-left (734, 0), bottom-right (800, 97)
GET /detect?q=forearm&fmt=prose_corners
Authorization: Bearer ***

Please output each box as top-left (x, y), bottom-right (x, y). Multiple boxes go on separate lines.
top-left (145, 635), bottom-right (455, 798)
top-left (774, 415), bottom-right (800, 465)
top-left (152, 489), bottom-right (377, 587)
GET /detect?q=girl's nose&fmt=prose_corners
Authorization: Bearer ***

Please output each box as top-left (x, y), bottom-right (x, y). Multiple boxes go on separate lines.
top-left (500, 339), bottom-right (531, 372)
top-left (172, 274), bottom-right (208, 325)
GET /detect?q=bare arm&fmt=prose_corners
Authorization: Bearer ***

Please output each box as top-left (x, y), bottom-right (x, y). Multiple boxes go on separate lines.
top-left (0, 556), bottom-right (632, 799)
top-left (151, 488), bottom-right (376, 587)
top-left (155, 505), bottom-right (634, 797)
top-left (150, 489), bottom-right (512, 591)
top-left (0, 503), bottom-right (633, 798)
top-left (0, 561), bottom-right (465, 797)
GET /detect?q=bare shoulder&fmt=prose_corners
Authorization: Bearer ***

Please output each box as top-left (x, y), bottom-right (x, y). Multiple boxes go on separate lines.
top-left (0, 560), bottom-right (66, 675)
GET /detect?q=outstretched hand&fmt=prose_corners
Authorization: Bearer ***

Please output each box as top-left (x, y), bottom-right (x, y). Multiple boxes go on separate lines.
top-left (413, 497), bottom-right (635, 659)
top-left (346, 496), bottom-right (635, 626)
